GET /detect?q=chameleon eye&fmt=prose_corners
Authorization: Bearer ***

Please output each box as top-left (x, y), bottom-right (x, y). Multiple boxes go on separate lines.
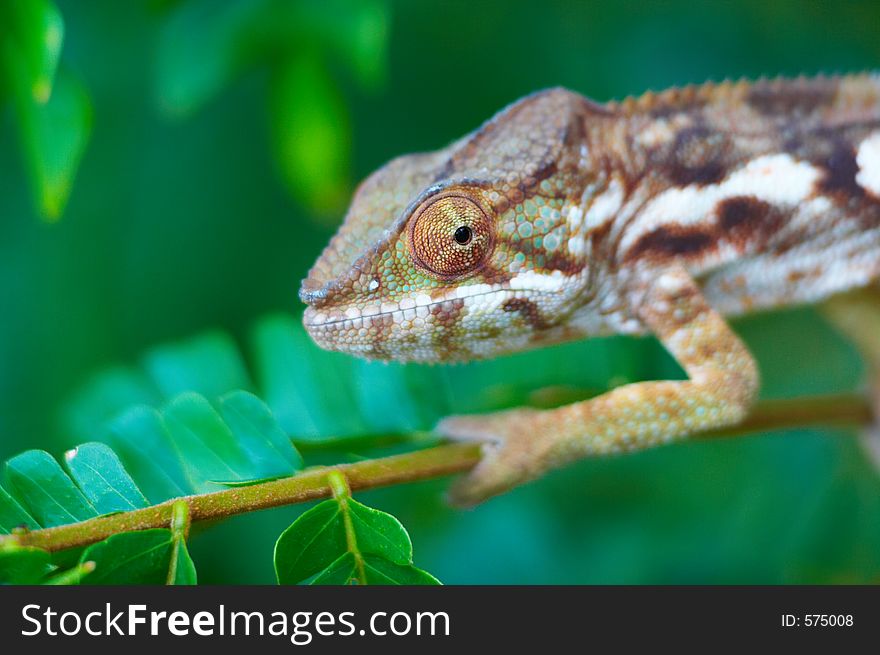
top-left (453, 225), bottom-right (472, 245)
top-left (408, 193), bottom-right (493, 279)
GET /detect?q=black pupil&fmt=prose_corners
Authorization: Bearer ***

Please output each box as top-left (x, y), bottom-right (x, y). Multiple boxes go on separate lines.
top-left (453, 225), bottom-right (472, 245)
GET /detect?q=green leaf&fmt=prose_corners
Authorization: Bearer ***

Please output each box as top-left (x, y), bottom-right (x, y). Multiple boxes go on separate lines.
top-left (308, 551), bottom-right (355, 585)
top-left (43, 561), bottom-right (94, 585)
top-left (216, 390), bottom-right (303, 475)
top-left (252, 315), bottom-right (363, 439)
top-left (61, 367), bottom-right (159, 444)
top-left (328, 0), bottom-right (389, 91)
top-left (154, 0), bottom-right (389, 119)
top-left (352, 359), bottom-right (445, 433)
top-left (359, 556), bottom-right (440, 585)
top-left (103, 405), bottom-right (192, 504)
top-left (274, 489), bottom-right (436, 585)
top-left (80, 528), bottom-right (197, 585)
top-left (212, 475), bottom-right (289, 488)
top-left (4, 450), bottom-right (97, 527)
top-left (64, 443), bottom-right (149, 514)
top-left (162, 393), bottom-right (252, 490)
top-left (0, 546), bottom-right (54, 584)
top-left (160, 391), bottom-right (300, 490)
top-left (143, 331), bottom-right (252, 400)
top-left (269, 53), bottom-right (350, 216)
top-left (155, 0), bottom-right (260, 117)
top-left (5, 60), bottom-right (92, 221)
top-left (168, 539), bottom-right (197, 585)
top-left (258, 0), bottom-right (389, 91)
top-left (2, 0), bottom-right (65, 103)
top-left (31, 380), bottom-right (301, 527)
top-left (0, 483), bottom-right (39, 534)
top-left (274, 500), bottom-right (347, 584)
top-left (346, 498), bottom-right (412, 565)
top-left (311, 552), bottom-right (440, 585)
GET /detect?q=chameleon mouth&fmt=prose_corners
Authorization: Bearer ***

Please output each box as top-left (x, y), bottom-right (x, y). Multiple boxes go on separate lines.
top-left (301, 285), bottom-right (554, 331)
top-left (301, 268), bottom-right (574, 361)
top-left (303, 289), bottom-right (492, 332)
top-left (302, 269), bottom-right (573, 332)
top-left (301, 286), bottom-right (564, 363)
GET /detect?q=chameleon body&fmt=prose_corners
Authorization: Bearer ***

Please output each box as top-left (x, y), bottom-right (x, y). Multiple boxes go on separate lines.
top-left (301, 74), bottom-right (880, 504)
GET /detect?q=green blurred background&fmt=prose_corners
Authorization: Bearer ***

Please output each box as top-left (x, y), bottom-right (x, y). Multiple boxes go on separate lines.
top-left (2, 0), bottom-right (880, 583)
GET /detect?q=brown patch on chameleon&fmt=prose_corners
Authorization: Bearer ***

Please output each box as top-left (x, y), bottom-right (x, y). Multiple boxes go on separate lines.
top-left (301, 73), bottom-right (880, 505)
top-left (625, 224), bottom-right (718, 262)
top-left (666, 126), bottom-right (731, 187)
top-left (502, 298), bottom-right (550, 331)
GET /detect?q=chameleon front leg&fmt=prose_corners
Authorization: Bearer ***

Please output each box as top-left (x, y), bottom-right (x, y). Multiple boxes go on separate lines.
top-left (439, 266), bottom-right (760, 506)
top-left (822, 287), bottom-right (880, 468)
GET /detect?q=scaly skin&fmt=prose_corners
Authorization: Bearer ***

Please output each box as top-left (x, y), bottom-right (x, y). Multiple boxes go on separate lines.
top-left (301, 74), bottom-right (880, 505)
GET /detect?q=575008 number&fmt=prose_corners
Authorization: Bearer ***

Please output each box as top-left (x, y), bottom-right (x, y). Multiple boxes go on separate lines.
top-left (781, 614), bottom-right (853, 627)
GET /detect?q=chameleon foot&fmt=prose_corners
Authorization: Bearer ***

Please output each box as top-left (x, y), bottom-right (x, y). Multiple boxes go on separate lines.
top-left (437, 408), bottom-right (558, 507)
top-left (437, 266), bottom-right (759, 506)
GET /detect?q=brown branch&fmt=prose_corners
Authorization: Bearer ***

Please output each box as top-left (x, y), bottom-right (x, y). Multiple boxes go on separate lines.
top-left (2, 393), bottom-right (871, 553)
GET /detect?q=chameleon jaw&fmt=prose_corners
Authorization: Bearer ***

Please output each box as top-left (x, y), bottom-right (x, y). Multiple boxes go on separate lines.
top-left (302, 284), bottom-right (567, 362)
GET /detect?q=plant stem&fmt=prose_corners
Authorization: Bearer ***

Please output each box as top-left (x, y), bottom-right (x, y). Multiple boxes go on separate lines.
top-left (166, 500), bottom-right (191, 585)
top-left (5, 442), bottom-right (482, 553)
top-left (1, 393), bottom-right (871, 553)
top-left (45, 561), bottom-right (95, 585)
top-left (328, 471), bottom-right (366, 584)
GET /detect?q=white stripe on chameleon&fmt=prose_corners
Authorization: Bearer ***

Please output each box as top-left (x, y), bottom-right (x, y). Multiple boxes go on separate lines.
top-left (453, 283), bottom-right (496, 300)
top-left (607, 182), bottom-right (652, 245)
top-left (584, 178), bottom-right (624, 231)
top-left (656, 270), bottom-right (688, 294)
top-left (760, 199), bottom-right (850, 262)
top-left (567, 233), bottom-right (587, 257)
top-left (703, 227), bottom-right (880, 316)
top-left (509, 270), bottom-right (570, 293)
top-left (566, 204), bottom-right (583, 229)
top-left (856, 131), bottom-right (880, 196)
top-left (619, 153), bottom-right (823, 252)
top-left (577, 144), bottom-right (590, 170)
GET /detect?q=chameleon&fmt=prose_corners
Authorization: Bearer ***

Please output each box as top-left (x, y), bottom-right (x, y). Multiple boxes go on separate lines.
top-left (300, 74), bottom-right (880, 506)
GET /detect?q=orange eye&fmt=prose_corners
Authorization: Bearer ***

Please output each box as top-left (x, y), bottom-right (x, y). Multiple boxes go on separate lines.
top-left (408, 193), bottom-right (493, 278)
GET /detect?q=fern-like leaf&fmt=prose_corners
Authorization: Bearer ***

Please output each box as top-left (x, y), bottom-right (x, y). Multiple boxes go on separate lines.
top-left (1, 390), bottom-right (303, 534)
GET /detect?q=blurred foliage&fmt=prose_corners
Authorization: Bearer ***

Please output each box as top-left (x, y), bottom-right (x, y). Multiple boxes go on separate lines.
top-left (1, 0), bottom-right (387, 220)
top-left (1, 322), bottom-right (444, 584)
top-left (0, 0), bottom-right (91, 220)
top-left (155, 0), bottom-right (388, 216)
top-left (1, 0), bottom-right (880, 583)
top-left (2, 382), bottom-right (305, 526)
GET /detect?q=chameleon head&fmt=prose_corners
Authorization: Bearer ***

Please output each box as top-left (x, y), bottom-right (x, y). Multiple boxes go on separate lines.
top-left (300, 88), bottom-right (602, 362)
